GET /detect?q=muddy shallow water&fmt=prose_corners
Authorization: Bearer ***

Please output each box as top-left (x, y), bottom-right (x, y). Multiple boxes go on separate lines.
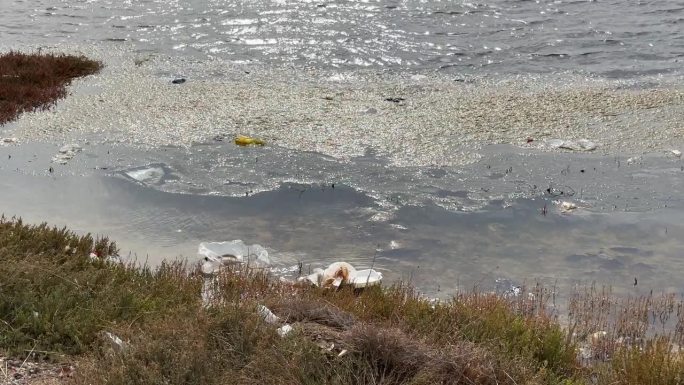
top-left (1, 141), bottom-right (682, 299)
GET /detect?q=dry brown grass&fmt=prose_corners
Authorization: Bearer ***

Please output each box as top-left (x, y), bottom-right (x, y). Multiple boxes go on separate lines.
top-left (2, 217), bottom-right (684, 384)
top-left (0, 51), bottom-right (102, 125)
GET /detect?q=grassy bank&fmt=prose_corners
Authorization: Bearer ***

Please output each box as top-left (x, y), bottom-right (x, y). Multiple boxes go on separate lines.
top-left (0, 217), bottom-right (682, 384)
top-left (0, 51), bottom-right (102, 125)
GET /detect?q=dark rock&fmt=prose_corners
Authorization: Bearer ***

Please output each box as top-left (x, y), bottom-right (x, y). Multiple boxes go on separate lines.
top-left (171, 78), bottom-right (186, 84)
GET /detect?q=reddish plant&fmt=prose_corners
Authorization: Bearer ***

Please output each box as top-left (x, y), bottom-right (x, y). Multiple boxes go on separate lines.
top-left (0, 51), bottom-right (102, 125)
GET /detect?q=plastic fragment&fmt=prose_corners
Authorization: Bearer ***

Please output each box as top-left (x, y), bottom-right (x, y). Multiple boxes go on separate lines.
top-left (559, 201), bottom-right (578, 213)
top-left (257, 305), bottom-right (280, 325)
top-left (277, 324), bottom-right (293, 337)
top-left (235, 135), bottom-right (265, 146)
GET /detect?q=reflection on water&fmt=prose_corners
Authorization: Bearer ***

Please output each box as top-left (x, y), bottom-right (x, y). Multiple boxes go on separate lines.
top-left (1, 0), bottom-right (682, 77)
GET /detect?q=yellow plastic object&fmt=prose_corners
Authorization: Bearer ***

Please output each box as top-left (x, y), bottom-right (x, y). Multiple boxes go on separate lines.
top-left (234, 135), bottom-right (265, 146)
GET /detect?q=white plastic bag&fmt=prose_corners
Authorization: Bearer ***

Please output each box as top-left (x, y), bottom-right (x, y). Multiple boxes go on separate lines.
top-left (198, 240), bottom-right (270, 275)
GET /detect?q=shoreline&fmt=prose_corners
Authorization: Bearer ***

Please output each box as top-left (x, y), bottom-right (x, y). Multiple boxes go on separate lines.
top-left (0, 218), bottom-right (682, 385)
top-left (2, 45), bottom-right (683, 169)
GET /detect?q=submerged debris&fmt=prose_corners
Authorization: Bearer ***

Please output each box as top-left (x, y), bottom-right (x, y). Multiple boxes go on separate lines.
top-left (51, 143), bottom-right (82, 164)
top-left (125, 166), bottom-right (167, 185)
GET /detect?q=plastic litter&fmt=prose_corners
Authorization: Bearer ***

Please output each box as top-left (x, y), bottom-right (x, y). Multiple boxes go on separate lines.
top-left (257, 305), bottom-right (281, 324)
top-left (1, 137), bottom-right (17, 144)
top-left (545, 139), bottom-right (597, 151)
top-left (297, 262), bottom-right (383, 289)
top-left (125, 166), bottom-right (166, 184)
top-left (104, 331), bottom-right (127, 352)
top-left (201, 277), bottom-right (217, 308)
top-left (669, 149), bottom-right (682, 158)
top-left (235, 135), bottom-right (265, 146)
top-left (198, 240), bottom-right (270, 270)
top-left (277, 324), bottom-right (293, 337)
top-left (52, 143), bottom-right (83, 164)
top-left (89, 251), bottom-right (121, 264)
top-left (559, 201), bottom-right (578, 214)
top-left (349, 269), bottom-right (383, 288)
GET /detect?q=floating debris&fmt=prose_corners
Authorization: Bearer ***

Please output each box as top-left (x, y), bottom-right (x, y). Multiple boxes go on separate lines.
top-left (198, 240), bottom-right (270, 268)
top-left (125, 166), bottom-right (166, 185)
top-left (235, 135), bottom-right (265, 146)
top-left (559, 201), bottom-right (578, 214)
top-left (51, 143), bottom-right (83, 164)
top-left (545, 138), bottom-right (597, 152)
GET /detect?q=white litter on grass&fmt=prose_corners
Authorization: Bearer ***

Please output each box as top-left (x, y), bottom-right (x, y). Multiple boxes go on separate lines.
top-left (277, 324), bottom-right (293, 337)
top-left (125, 166), bottom-right (166, 184)
top-left (257, 305), bottom-right (281, 325)
top-left (104, 331), bottom-right (127, 352)
top-left (89, 252), bottom-right (122, 264)
top-left (201, 277), bottom-right (218, 308)
top-left (297, 262), bottom-right (383, 289)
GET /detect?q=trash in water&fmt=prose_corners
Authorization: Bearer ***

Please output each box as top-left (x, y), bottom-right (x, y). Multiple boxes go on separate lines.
top-left (559, 201), bottom-right (578, 214)
top-left (627, 156), bottom-right (642, 165)
top-left (257, 305), bottom-right (280, 324)
top-left (198, 240), bottom-right (270, 272)
top-left (52, 143), bottom-right (83, 164)
top-left (125, 166), bottom-right (167, 185)
top-left (349, 269), bottom-right (383, 288)
top-left (59, 144), bottom-right (82, 154)
top-left (297, 262), bottom-right (382, 289)
top-left (277, 324), bottom-right (293, 337)
top-left (235, 135), bottom-right (265, 146)
top-left (545, 139), bottom-right (597, 152)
